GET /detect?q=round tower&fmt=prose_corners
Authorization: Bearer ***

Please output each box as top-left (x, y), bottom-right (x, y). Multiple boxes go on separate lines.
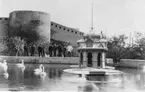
top-left (8, 10), bottom-right (50, 44)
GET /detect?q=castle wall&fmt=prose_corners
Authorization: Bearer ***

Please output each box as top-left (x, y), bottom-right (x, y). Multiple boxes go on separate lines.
top-left (51, 22), bottom-right (84, 46)
top-left (0, 18), bottom-right (9, 38)
top-left (0, 10), bottom-right (84, 46)
top-left (8, 10), bottom-right (50, 44)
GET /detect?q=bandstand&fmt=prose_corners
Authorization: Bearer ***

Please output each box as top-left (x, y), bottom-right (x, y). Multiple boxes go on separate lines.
top-left (77, 33), bottom-right (108, 68)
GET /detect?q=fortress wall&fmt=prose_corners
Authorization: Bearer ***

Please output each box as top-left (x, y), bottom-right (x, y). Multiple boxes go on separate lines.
top-left (0, 18), bottom-right (9, 38)
top-left (0, 10), bottom-right (84, 46)
top-left (8, 10), bottom-right (50, 44)
top-left (51, 22), bottom-right (84, 46)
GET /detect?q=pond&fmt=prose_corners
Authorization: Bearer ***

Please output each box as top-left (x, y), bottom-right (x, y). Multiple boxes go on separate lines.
top-left (0, 63), bottom-right (145, 92)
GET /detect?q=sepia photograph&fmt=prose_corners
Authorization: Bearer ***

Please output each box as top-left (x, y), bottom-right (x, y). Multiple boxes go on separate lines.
top-left (0, 0), bottom-right (145, 92)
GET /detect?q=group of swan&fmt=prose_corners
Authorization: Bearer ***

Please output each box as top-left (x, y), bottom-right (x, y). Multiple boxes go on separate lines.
top-left (0, 59), bottom-right (25, 79)
top-left (16, 60), bottom-right (47, 77)
top-left (0, 60), bottom-right (8, 79)
top-left (34, 64), bottom-right (46, 77)
top-left (0, 59), bottom-right (46, 79)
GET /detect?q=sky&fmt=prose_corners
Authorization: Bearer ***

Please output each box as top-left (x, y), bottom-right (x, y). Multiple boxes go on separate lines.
top-left (0, 0), bottom-right (145, 39)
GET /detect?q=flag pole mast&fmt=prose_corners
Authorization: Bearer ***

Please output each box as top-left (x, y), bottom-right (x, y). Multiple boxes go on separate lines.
top-left (90, 2), bottom-right (94, 33)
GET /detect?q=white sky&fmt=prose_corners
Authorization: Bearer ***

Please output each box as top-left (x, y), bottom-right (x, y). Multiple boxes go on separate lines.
top-left (0, 0), bottom-right (145, 38)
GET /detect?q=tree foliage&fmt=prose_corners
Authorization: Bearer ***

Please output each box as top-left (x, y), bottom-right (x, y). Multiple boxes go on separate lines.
top-left (0, 37), bottom-right (8, 55)
top-left (12, 36), bottom-right (25, 56)
top-left (107, 34), bottom-right (128, 63)
top-left (107, 32), bottom-right (145, 63)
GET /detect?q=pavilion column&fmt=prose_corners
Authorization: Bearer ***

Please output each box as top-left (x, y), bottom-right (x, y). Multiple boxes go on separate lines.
top-left (92, 52), bottom-right (95, 61)
top-left (102, 52), bottom-right (106, 68)
top-left (79, 52), bottom-right (81, 68)
top-left (83, 51), bottom-right (87, 61)
top-left (83, 51), bottom-right (87, 67)
top-left (93, 52), bottom-right (97, 68)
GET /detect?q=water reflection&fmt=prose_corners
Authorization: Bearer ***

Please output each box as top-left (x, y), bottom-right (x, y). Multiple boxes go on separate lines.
top-left (0, 64), bottom-right (145, 91)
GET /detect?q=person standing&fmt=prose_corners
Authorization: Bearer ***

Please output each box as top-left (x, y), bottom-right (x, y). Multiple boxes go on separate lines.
top-left (58, 44), bottom-right (62, 57)
top-left (49, 44), bottom-right (53, 57)
top-left (24, 44), bottom-right (29, 56)
top-left (56, 44), bottom-right (59, 57)
top-left (62, 45), bottom-right (67, 57)
top-left (66, 44), bottom-right (73, 57)
top-left (52, 44), bottom-right (57, 57)
top-left (42, 46), bottom-right (45, 57)
top-left (30, 44), bottom-right (35, 56)
top-left (38, 44), bottom-right (43, 57)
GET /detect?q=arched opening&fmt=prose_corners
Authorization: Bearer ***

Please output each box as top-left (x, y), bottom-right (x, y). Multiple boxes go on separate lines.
top-left (98, 52), bottom-right (102, 67)
top-left (80, 52), bottom-right (83, 67)
top-left (87, 52), bottom-right (92, 67)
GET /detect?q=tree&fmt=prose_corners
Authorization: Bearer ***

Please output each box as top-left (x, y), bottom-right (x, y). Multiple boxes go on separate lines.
top-left (11, 37), bottom-right (25, 56)
top-left (0, 37), bottom-right (9, 55)
top-left (133, 32), bottom-right (145, 59)
top-left (107, 34), bottom-right (128, 63)
top-left (9, 20), bottom-right (49, 45)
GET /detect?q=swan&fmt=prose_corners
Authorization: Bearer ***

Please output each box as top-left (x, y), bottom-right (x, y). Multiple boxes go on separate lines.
top-left (0, 60), bottom-right (8, 72)
top-left (3, 72), bottom-right (9, 79)
top-left (16, 60), bottom-right (25, 70)
top-left (40, 66), bottom-right (46, 77)
top-left (34, 64), bottom-right (43, 75)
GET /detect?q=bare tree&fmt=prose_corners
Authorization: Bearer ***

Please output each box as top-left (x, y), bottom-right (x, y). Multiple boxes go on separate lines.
top-left (12, 37), bottom-right (25, 56)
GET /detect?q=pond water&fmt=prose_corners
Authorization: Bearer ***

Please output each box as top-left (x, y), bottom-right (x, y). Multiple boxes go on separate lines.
top-left (0, 64), bottom-right (145, 92)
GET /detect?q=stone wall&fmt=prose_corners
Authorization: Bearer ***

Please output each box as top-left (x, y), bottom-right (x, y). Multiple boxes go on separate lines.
top-left (0, 18), bottom-right (9, 38)
top-left (120, 59), bottom-right (145, 68)
top-left (51, 22), bottom-right (84, 46)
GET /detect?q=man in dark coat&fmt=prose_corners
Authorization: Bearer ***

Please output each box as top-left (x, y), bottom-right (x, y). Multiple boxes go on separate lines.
top-left (38, 44), bottom-right (43, 57)
top-left (42, 47), bottom-right (45, 57)
top-left (24, 44), bottom-right (29, 56)
top-left (49, 44), bottom-right (53, 57)
top-left (58, 44), bottom-right (62, 57)
top-left (30, 44), bottom-right (35, 56)
top-left (52, 44), bottom-right (57, 57)
top-left (63, 45), bottom-right (67, 57)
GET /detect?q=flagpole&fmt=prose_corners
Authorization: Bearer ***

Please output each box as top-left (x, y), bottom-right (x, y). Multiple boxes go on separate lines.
top-left (91, 3), bottom-right (94, 32)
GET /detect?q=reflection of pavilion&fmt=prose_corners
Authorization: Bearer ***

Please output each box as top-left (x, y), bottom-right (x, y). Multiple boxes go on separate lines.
top-left (77, 32), bottom-right (108, 68)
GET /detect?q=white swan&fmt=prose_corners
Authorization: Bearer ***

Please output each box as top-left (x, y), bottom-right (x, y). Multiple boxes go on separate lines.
top-left (40, 66), bottom-right (46, 77)
top-left (0, 60), bottom-right (8, 72)
top-left (34, 64), bottom-right (43, 75)
top-left (3, 72), bottom-right (9, 79)
top-left (16, 60), bottom-right (25, 70)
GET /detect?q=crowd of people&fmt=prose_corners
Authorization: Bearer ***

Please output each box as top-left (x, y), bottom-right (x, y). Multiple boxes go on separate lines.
top-left (22, 43), bottom-right (74, 57)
